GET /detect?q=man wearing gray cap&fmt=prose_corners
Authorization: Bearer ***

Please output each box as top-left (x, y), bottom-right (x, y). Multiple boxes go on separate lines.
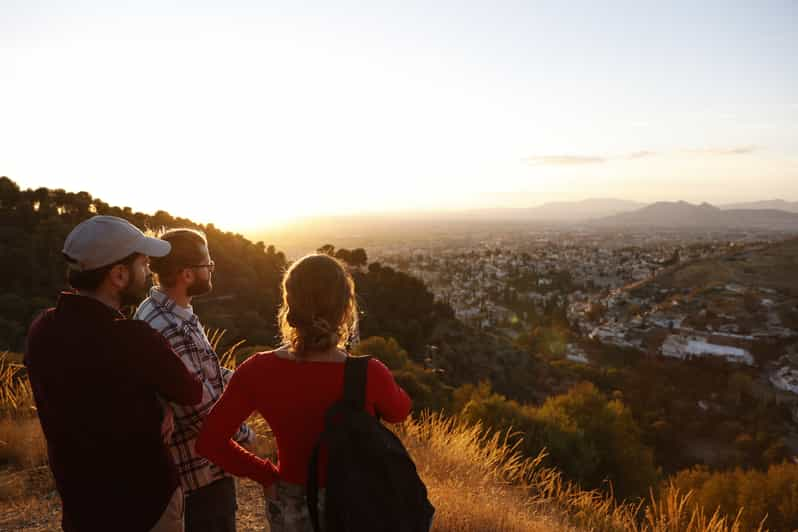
top-left (24, 215), bottom-right (204, 532)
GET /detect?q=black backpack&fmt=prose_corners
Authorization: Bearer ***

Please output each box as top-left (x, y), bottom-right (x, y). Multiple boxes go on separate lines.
top-left (306, 355), bottom-right (435, 532)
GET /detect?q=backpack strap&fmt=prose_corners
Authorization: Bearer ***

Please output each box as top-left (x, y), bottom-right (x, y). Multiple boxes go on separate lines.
top-left (307, 355), bottom-right (372, 532)
top-left (307, 440), bottom-right (323, 532)
top-left (343, 355), bottom-right (370, 410)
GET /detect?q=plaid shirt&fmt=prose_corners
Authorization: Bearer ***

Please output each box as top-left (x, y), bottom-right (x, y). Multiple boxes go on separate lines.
top-left (135, 287), bottom-right (254, 493)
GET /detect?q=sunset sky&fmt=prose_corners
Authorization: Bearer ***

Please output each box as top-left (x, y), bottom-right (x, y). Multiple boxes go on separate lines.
top-left (2, 1), bottom-right (797, 231)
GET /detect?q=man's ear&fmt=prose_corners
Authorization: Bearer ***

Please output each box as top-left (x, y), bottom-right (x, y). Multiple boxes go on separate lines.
top-left (179, 267), bottom-right (194, 285)
top-left (109, 263), bottom-right (130, 289)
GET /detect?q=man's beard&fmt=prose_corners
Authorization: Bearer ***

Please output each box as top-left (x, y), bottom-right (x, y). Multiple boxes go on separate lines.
top-left (187, 276), bottom-right (212, 297)
top-left (120, 273), bottom-right (152, 307)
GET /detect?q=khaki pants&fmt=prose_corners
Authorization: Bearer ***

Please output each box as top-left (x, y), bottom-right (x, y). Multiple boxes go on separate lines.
top-left (150, 487), bottom-right (185, 532)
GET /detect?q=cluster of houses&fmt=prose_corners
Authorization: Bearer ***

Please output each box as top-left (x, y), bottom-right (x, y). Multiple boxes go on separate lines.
top-left (568, 280), bottom-right (798, 405)
top-left (374, 232), bottom-right (724, 330)
top-left (372, 233), bottom-right (798, 399)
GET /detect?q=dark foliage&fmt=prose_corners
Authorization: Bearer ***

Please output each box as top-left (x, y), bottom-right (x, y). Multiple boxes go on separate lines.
top-left (0, 177), bottom-right (287, 350)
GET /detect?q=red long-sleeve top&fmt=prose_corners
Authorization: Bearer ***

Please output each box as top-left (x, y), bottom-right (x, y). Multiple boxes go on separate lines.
top-left (196, 352), bottom-right (412, 488)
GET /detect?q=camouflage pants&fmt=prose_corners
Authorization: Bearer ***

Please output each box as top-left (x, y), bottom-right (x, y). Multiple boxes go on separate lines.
top-left (266, 481), bottom-right (326, 532)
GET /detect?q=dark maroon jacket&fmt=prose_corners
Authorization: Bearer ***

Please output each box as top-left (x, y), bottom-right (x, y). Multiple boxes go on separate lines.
top-left (25, 293), bottom-right (203, 532)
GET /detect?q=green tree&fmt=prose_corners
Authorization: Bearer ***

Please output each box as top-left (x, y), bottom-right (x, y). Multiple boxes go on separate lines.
top-left (351, 336), bottom-right (409, 370)
top-left (669, 462), bottom-right (798, 530)
top-left (350, 248), bottom-right (368, 268)
top-left (461, 382), bottom-right (658, 500)
top-left (317, 244), bottom-right (335, 255)
top-left (0, 176), bottom-right (21, 208)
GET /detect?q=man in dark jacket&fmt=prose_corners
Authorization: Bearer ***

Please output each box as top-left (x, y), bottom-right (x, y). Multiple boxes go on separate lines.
top-left (25, 215), bottom-right (203, 532)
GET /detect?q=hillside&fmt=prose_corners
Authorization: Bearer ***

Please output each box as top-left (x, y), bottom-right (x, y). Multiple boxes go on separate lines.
top-left (0, 176), bottom-right (288, 351)
top-left (556, 237), bottom-right (798, 485)
top-left (628, 237), bottom-right (798, 330)
top-left (634, 238), bottom-right (798, 295)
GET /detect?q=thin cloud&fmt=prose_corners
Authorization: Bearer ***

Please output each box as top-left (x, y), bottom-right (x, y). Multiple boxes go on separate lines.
top-left (524, 151), bottom-right (656, 166)
top-left (686, 145), bottom-right (758, 155)
top-left (623, 150), bottom-right (656, 160)
top-left (524, 155), bottom-right (607, 165)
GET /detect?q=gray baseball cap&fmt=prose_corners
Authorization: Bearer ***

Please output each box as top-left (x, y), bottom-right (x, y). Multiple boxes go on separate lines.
top-left (63, 215), bottom-right (171, 271)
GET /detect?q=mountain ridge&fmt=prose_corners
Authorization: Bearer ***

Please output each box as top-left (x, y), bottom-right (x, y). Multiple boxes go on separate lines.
top-left (720, 199), bottom-right (798, 212)
top-left (591, 200), bottom-right (798, 230)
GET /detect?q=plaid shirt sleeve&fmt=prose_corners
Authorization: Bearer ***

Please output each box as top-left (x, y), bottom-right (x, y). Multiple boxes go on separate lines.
top-left (163, 328), bottom-right (223, 442)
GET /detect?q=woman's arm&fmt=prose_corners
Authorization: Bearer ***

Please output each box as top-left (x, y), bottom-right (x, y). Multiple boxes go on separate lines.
top-left (196, 358), bottom-right (278, 487)
top-left (369, 358), bottom-right (412, 423)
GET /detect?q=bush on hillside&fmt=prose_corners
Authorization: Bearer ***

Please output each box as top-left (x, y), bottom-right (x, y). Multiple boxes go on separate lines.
top-left (460, 382), bottom-right (659, 501)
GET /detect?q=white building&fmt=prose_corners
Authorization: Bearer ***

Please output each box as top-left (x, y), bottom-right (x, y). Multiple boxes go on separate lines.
top-left (770, 366), bottom-right (798, 394)
top-left (661, 335), bottom-right (755, 366)
top-left (565, 344), bottom-right (590, 364)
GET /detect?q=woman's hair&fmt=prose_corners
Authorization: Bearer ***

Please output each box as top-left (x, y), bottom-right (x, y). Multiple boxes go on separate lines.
top-left (149, 228), bottom-right (208, 288)
top-left (278, 253), bottom-right (358, 356)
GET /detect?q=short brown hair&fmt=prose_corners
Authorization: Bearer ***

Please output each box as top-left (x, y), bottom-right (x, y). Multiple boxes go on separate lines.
top-left (149, 228), bottom-right (208, 288)
top-left (66, 252), bottom-right (140, 292)
top-left (278, 254), bottom-right (358, 356)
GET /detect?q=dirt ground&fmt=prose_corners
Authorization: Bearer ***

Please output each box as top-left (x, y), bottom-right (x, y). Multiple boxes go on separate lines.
top-left (0, 468), bottom-right (270, 531)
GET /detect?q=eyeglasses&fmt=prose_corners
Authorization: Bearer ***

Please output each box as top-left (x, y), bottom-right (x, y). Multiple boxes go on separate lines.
top-left (188, 260), bottom-right (215, 273)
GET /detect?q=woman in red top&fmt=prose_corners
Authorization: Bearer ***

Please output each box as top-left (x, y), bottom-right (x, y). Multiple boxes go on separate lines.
top-left (196, 253), bottom-right (412, 531)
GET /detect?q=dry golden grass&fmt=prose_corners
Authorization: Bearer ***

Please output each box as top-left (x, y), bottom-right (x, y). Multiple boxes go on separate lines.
top-left (0, 417), bottom-right (47, 472)
top-left (401, 414), bottom-right (570, 531)
top-left (0, 352), bottom-right (44, 483)
top-left (207, 328), bottom-right (247, 372)
top-left (400, 413), bottom-right (756, 532)
top-left (0, 352), bottom-right (33, 413)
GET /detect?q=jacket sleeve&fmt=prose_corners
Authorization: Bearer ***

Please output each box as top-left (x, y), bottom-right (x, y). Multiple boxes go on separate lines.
top-left (196, 358), bottom-right (278, 487)
top-left (120, 321), bottom-right (203, 406)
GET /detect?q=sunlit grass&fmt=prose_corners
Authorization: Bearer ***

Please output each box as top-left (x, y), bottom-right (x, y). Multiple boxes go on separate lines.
top-left (0, 352), bottom-right (33, 414)
top-left (400, 412), bottom-right (755, 532)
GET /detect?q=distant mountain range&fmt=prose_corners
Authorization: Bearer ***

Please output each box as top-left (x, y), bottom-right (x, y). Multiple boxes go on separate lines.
top-left (591, 201), bottom-right (798, 231)
top-left (259, 198), bottom-right (798, 245)
top-left (465, 198), bottom-right (646, 221)
top-left (464, 198), bottom-right (798, 229)
top-left (719, 200), bottom-right (798, 213)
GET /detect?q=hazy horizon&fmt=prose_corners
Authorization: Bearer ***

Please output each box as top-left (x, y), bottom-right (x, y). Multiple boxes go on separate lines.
top-left (2, 1), bottom-right (797, 231)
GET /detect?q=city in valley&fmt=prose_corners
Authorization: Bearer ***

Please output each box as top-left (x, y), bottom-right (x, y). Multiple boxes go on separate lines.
top-left (270, 220), bottom-right (798, 414)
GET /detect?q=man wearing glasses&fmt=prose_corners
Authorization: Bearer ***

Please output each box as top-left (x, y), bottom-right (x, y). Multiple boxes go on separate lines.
top-left (135, 228), bottom-right (254, 532)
